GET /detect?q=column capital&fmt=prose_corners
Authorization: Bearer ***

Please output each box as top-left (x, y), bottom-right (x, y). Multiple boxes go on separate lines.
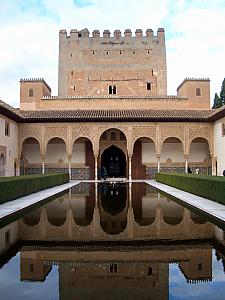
top-left (157, 154), bottom-right (161, 159)
top-left (184, 154), bottom-right (189, 159)
top-left (41, 155), bottom-right (46, 161)
top-left (67, 154), bottom-right (72, 160)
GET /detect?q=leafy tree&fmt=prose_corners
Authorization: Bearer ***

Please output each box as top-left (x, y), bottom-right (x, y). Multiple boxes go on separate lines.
top-left (220, 78), bottom-right (225, 106)
top-left (212, 93), bottom-right (222, 109)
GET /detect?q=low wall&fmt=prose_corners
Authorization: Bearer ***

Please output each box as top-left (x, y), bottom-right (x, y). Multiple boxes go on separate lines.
top-left (156, 173), bottom-right (225, 205)
top-left (0, 173), bottom-right (69, 204)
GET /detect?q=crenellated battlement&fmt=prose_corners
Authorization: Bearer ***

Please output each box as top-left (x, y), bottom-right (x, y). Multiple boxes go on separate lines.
top-left (59, 27), bottom-right (165, 40)
top-left (20, 78), bottom-right (51, 92)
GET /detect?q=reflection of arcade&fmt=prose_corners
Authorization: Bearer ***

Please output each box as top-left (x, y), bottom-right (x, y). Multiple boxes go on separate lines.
top-left (99, 183), bottom-right (128, 234)
top-left (20, 183), bottom-right (215, 241)
top-left (19, 242), bottom-right (213, 300)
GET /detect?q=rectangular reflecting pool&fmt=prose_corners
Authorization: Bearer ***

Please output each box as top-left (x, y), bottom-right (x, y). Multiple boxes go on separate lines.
top-left (1, 182), bottom-right (225, 300)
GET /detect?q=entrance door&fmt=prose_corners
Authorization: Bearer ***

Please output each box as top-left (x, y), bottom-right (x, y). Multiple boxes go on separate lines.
top-left (101, 146), bottom-right (126, 178)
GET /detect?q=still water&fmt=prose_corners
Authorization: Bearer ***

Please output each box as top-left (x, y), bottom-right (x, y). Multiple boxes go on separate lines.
top-left (0, 183), bottom-right (225, 300)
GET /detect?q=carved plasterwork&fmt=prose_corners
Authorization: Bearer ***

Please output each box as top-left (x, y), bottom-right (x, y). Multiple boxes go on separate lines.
top-left (20, 126), bottom-right (42, 145)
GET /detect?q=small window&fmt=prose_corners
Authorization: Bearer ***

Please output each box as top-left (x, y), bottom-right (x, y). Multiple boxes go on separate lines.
top-left (109, 263), bottom-right (117, 273)
top-left (92, 51), bottom-right (95, 55)
top-left (119, 51), bottom-right (122, 54)
top-left (222, 123), bottom-right (225, 136)
top-left (70, 53), bottom-right (72, 57)
top-left (73, 86), bottom-right (76, 91)
top-left (5, 230), bottom-right (10, 246)
top-left (111, 132), bottom-right (116, 140)
top-left (106, 51), bottom-right (109, 55)
top-left (5, 121), bottom-right (10, 137)
top-left (29, 264), bottom-right (35, 273)
top-left (147, 82), bottom-right (151, 90)
top-left (28, 89), bottom-right (33, 97)
top-left (71, 71), bottom-right (73, 76)
top-left (196, 88), bottom-right (201, 96)
top-left (109, 85), bottom-right (117, 95)
top-left (198, 263), bottom-right (203, 271)
top-left (78, 33), bottom-right (82, 37)
top-left (148, 267), bottom-right (152, 275)
top-left (133, 51), bottom-right (135, 54)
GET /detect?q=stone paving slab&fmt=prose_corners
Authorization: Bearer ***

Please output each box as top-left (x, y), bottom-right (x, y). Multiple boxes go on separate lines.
top-left (0, 180), bottom-right (80, 221)
top-left (145, 180), bottom-right (225, 223)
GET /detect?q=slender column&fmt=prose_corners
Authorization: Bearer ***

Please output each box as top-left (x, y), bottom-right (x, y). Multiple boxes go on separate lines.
top-left (41, 155), bottom-right (45, 174)
top-left (157, 155), bottom-right (161, 173)
top-left (128, 155), bottom-right (132, 181)
top-left (68, 155), bottom-right (72, 179)
top-left (211, 156), bottom-right (216, 176)
top-left (95, 156), bottom-right (98, 181)
top-left (184, 155), bottom-right (188, 173)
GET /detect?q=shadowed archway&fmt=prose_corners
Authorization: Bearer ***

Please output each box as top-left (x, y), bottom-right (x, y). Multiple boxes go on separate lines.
top-left (101, 145), bottom-right (126, 178)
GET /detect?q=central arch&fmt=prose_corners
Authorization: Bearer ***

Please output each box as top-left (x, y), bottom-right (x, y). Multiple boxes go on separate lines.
top-left (101, 145), bottom-right (126, 178)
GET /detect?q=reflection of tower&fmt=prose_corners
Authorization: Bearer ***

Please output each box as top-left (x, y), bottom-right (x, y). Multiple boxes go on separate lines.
top-left (178, 248), bottom-right (212, 283)
top-left (59, 261), bottom-right (169, 300)
top-left (20, 253), bottom-right (52, 282)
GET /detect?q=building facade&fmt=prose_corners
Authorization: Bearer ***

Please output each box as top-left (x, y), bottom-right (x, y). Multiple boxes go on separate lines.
top-left (1, 27), bottom-right (225, 179)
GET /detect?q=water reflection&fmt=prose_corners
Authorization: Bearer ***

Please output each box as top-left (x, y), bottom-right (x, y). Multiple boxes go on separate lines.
top-left (1, 183), bottom-right (225, 300)
top-left (100, 183), bottom-right (127, 234)
top-left (17, 183), bottom-right (214, 241)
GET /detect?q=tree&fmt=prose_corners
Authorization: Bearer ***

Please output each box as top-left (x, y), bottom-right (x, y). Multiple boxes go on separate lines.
top-left (220, 78), bottom-right (225, 106)
top-left (212, 93), bottom-right (222, 109)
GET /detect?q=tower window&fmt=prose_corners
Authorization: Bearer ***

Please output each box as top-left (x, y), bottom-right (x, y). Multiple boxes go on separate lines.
top-left (93, 51), bottom-right (95, 55)
top-left (106, 51), bottom-right (109, 55)
top-left (146, 82), bottom-right (151, 90)
top-left (73, 86), bottom-right (76, 91)
top-left (196, 88), bottom-right (201, 96)
top-left (28, 89), bottom-right (34, 97)
top-left (109, 85), bottom-right (117, 95)
top-left (71, 71), bottom-right (73, 76)
top-left (119, 51), bottom-right (122, 54)
top-left (70, 53), bottom-right (72, 57)
top-left (133, 51), bottom-right (135, 54)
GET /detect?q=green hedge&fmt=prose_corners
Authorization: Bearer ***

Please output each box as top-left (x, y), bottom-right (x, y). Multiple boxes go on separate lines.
top-left (156, 173), bottom-right (225, 205)
top-left (0, 173), bottom-right (69, 204)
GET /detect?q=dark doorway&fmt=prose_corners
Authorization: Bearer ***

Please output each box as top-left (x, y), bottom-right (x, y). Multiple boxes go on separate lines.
top-left (101, 146), bottom-right (126, 177)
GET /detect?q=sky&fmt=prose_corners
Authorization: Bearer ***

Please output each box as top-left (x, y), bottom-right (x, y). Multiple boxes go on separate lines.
top-left (0, 0), bottom-right (225, 108)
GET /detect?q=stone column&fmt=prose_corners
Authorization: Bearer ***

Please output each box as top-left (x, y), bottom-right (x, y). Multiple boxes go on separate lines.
top-left (211, 156), bottom-right (217, 176)
top-left (41, 155), bottom-right (45, 174)
top-left (95, 156), bottom-right (98, 181)
top-left (184, 155), bottom-right (188, 173)
top-left (128, 155), bottom-right (132, 181)
top-left (68, 155), bottom-right (72, 179)
top-left (157, 155), bottom-right (161, 173)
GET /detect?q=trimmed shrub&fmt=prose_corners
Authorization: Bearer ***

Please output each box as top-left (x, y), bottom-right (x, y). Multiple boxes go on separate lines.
top-left (156, 173), bottom-right (225, 205)
top-left (0, 173), bottom-right (69, 204)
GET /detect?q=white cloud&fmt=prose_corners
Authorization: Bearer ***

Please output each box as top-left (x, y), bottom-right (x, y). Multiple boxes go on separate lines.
top-left (0, 0), bottom-right (224, 107)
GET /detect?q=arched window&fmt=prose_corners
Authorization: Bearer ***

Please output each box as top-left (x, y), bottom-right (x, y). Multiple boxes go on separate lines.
top-left (196, 88), bottom-right (201, 96)
top-left (28, 89), bottom-right (34, 97)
